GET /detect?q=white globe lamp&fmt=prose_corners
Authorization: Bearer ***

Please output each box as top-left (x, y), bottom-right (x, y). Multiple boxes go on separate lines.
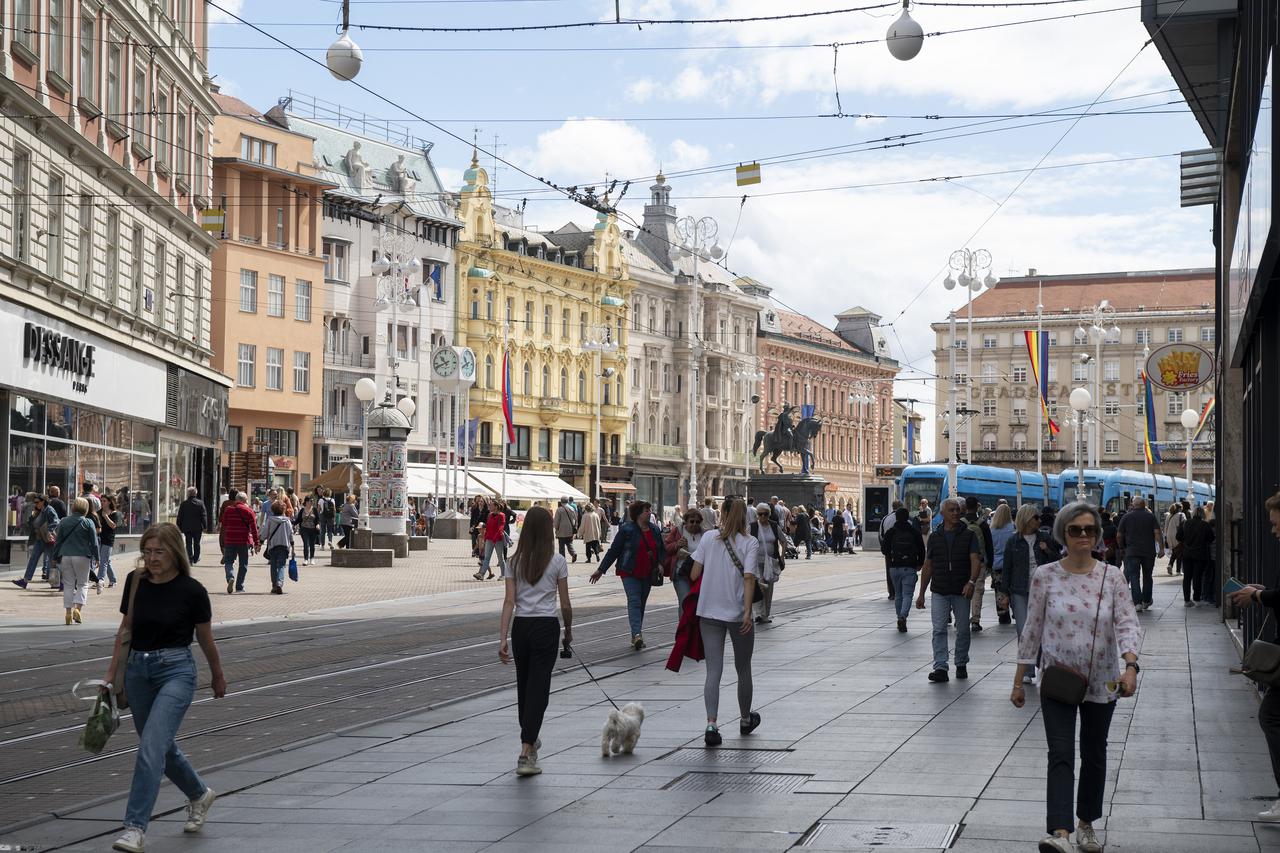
top-left (326, 31), bottom-right (364, 81)
top-left (886, 1), bottom-right (924, 62)
top-left (354, 377), bottom-right (378, 402)
top-left (1180, 408), bottom-right (1199, 431)
top-left (1069, 387), bottom-right (1092, 412)
top-left (397, 397), bottom-right (417, 419)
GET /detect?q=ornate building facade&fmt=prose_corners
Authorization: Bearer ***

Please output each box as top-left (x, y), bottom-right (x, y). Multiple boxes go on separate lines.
top-left (755, 302), bottom-right (899, 512)
top-left (455, 156), bottom-right (632, 498)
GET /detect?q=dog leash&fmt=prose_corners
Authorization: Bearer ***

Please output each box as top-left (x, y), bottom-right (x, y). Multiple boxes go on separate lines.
top-left (560, 641), bottom-right (620, 711)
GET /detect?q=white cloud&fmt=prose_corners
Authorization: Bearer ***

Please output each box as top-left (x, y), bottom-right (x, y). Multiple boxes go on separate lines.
top-left (517, 119), bottom-right (659, 186)
top-left (668, 139), bottom-right (711, 170)
top-left (207, 0), bottom-right (245, 24)
top-left (626, 79), bottom-right (657, 103)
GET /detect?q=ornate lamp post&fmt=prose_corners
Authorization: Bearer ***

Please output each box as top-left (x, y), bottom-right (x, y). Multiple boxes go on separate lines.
top-left (943, 249), bottom-right (997, 471)
top-left (584, 323), bottom-right (619, 504)
top-left (1078, 300), bottom-right (1121, 468)
top-left (1069, 387), bottom-right (1093, 502)
top-left (849, 381), bottom-right (876, 515)
top-left (1180, 408), bottom-right (1200, 502)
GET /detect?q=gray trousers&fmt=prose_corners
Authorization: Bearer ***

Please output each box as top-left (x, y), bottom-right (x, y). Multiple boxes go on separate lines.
top-left (699, 617), bottom-right (754, 722)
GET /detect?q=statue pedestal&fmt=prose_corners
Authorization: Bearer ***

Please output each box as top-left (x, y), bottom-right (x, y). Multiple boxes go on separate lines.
top-left (746, 473), bottom-right (830, 512)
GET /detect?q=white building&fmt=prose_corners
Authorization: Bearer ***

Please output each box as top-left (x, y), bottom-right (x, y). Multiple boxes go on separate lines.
top-left (279, 96), bottom-right (461, 477)
top-left (0, 1), bottom-right (230, 555)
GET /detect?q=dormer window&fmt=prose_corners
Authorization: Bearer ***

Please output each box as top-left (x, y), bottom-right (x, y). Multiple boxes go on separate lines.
top-left (516, 242), bottom-right (526, 255)
top-left (536, 246), bottom-right (545, 259)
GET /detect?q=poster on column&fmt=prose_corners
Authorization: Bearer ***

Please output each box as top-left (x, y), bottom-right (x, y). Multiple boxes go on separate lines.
top-left (367, 440), bottom-right (407, 518)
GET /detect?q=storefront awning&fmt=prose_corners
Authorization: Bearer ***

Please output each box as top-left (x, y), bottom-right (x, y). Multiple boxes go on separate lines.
top-left (404, 464), bottom-right (587, 503)
top-left (301, 461), bottom-right (361, 493)
top-left (600, 481), bottom-right (636, 493)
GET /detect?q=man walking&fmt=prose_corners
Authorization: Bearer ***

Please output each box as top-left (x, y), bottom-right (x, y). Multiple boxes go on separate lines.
top-left (962, 496), bottom-right (996, 632)
top-left (176, 487), bottom-right (207, 564)
top-left (554, 497), bottom-right (579, 562)
top-left (882, 506), bottom-right (926, 632)
top-left (423, 493), bottom-right (438, 539)
top-left (1164, 502), bottom-right (1186, 576)
top-left (1117, 496), bottom-right (1165, 612)
top-left (219, 489), bottom-right (261, 594)
top-left (699, 497), bottom-right (719, 530)
top-left (916, 498), bottom-right (981, 682)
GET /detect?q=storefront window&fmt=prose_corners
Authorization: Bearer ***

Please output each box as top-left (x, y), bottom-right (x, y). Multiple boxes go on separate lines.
top-left (7, 434), bottom-right (41, 536)
top-left (45, 440), bottom-right (75, 503)
top-left (76, 410), bottom-right (105, 446)
top-left (133, 424), bottom-right (157, 455)
top-left (10, 395), bottom-right (44, 434)
top-left (46, 404), bottom-right (75, 440)
top-left (105, 416), bottom-right (132, 451)
top-left (104, 451), bottom-right (132, 502)
top-left (78, 443), bottom-right (104, 496)
top-left (159, 439), bottom-right (193, 523)
top-left (129, 455), bottom-right (155, 534)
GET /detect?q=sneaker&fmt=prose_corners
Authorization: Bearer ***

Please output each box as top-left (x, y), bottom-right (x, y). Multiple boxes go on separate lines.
top-left (1037, 836), bottom-right (1073, 853)
top-left (95, 581), bottom-right (102, 595)
top-left (112, 828), bottom-right (146, 852)
top-left (632, 634), bottom-right (645, 651)
top-left (515, 754), bottom-right (542, 776)
top-left (928, 669), bottom-right (949, 683)
top-left (955, 666), bottom-right (968, 680)
top-left (740, 711), bottom-right (762, 736)
top-left (473, 571), bottom-right (485, 580)
top-left (226, 579), bottom-right (234, 594)
top-left (183, 787), bottom-right (216, 833)
top-left (1258, 799), bottom-right (1280, 821)
top-left (1075, 821), bottom-right (1101, 852)
top-left (271, 585), bottom-right (283, 595)
top-left (970, 622), bottom-right (983, 633)
top-left (997, 611), bottom-right (1012, 625)
top-left (704, 725), bottom-right (722, 747)
top-left (1185, 600), bottom-right (1196, 607)
top-left (897, 617), bottom-right (907, 633)
top-left (11, 579), bottom-right (27, 589)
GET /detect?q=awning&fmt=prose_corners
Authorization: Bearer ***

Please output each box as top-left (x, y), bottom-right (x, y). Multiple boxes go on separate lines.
top-left (300, 461), bottom-right (361, 493)
top-left (404, 464), bottom-right (587, 502)
top-left (600, 481), bottom-right (636, 493)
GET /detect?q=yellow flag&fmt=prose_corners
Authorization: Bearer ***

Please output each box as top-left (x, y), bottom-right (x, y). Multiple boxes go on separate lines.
top-left (736, 162), bottom-right (761, 186)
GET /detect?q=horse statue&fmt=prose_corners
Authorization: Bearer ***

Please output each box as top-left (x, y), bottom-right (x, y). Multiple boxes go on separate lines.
top-left (752, 416), bottom-right (823, 474)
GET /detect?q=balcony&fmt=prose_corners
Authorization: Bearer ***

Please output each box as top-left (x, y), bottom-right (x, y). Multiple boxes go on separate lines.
top-left (324, 350), bottom-right (376, 369)
top-left (629, 443), bottom-right (686, 461)
top-left (970, 448), bottom-right (1066, 465)
top-left (313, 416), bottom-right (362, 441)
top-left (705, 448), bottom-right (750, 467)
top-left (475, 443), bottom-right (530, 464)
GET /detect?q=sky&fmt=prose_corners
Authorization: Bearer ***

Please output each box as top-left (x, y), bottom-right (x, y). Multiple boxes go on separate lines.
top-left (207, 0), bottom-right (1216, 451)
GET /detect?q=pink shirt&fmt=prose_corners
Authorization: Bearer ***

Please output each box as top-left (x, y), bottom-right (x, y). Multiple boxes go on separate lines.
top-left (1017, 560), bottom-right (1141, 703)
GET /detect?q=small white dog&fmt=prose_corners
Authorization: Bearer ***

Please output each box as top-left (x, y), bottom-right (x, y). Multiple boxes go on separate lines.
top-left (601, 702), bottom-right (645, 756)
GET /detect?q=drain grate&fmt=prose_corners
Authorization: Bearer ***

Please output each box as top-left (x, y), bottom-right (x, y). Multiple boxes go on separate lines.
top-left (663, 772), bottom-right (811, 793)
top-left (801, 822), bottom-right (960, 850)
top-left (662, 748), bottom-right (792, 765)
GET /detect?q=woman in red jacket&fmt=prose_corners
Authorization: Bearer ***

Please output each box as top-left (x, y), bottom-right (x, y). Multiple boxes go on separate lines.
top-left (474, 499), bottom-right (509, 581)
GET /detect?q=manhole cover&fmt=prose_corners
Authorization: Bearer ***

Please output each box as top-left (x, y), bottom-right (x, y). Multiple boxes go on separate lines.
top-left (663, 772), bottom-right (810, 793)
top-left (663, 748), bottom-right (791, 765)
top-left (801, 822), bottom-right (960, 850)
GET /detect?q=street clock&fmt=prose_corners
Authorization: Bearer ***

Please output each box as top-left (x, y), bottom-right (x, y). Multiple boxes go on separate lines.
top-left (431, 346), bottom-right (477, 391)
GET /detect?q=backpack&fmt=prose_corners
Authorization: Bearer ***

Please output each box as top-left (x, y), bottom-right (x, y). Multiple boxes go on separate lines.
top-left (321, 498), bottom-right (336, 521)
top-left (886, 526), bottom-right (919, 567)
top-left (965, 518), bottom-right (989, 568)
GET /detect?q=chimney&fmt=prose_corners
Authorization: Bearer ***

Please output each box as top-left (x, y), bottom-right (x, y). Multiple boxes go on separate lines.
top-left (1027, 268), bottom-right (1037, 276)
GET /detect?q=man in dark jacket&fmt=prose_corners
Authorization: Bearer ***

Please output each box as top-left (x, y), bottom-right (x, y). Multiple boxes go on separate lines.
top-left (176, 487), bottom-right (207, 564)
top-left (1177, 506), bottom-right (1216, 606)
top-left (915, 498), bottom-right (981, 683)
top-left (882, 506), bottom-right (926, 632)
top-left (963, 495), bottom-right (998, 632)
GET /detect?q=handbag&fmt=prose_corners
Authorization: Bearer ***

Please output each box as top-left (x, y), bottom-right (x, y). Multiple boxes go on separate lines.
top-left (73, 679), bottom-right (120, 754)
top-left (115, 571), bottom-right (142, 709)
top-left (1039, 563), bottom-right (1108, 705)
top-left (1243, 613), bottom-right (1280, 686)
top-left (723, 534), bottom-right (765, 604)
top-left (288, 556), bottom-right (299, 582)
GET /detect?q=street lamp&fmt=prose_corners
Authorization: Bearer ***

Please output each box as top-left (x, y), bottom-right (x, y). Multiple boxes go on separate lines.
top-left (1078, 299), bottom-right (1121, 468)
top-left (1069, 387), bottom-right (1092, 502)
top-left (849, 381), bottom-right (876, 515)
top-left (326, 0), bottom-right (363, 80)
top-left (886, 0), bottom-right (924, 61)
top-left (1180, 408), bottom-right (1200, 501)
top-left (584, 325), bottom-right (619, 504)
top-left (670, 215), bottom-right (723, 511)
top-left (943, 248), bottom-right (997, 477)
top-left (353, 377), bottom-right (378, 527)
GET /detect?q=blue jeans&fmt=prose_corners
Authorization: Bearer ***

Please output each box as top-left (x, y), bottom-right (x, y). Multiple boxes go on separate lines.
top-left (223, 544), bottom-right (249, 590)
top-left (930, 592), bottom-right (971, 671)
top-left (267, 545), bottom-right (289, 587)
top-left (1123, 554), bottom-right (1155, 606)
top-left (22, 539), bottom-right (50, 581)
top-left (1010, 592), bottom-right (1036, 679)
top-left (890, 566), bottom-right (918, 619)
top-left (99, 544), bottom-right (117, 585)
top-left (123, 647), bottom-right (206, 831)
top-left (620, 575), bottom-right (652, 638)
top-left (481, 539), bottom-right (507, 574)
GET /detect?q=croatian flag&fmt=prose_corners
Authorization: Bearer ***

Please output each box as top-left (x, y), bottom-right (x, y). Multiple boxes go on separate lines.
top-left (501, 350), bottom-right (516, 444)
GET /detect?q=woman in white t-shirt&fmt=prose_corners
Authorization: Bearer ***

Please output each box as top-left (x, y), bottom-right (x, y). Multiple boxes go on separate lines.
top-left (499, 505), bottom-right (573, 777)
top-left (690, 496), bottom-right (761, 747)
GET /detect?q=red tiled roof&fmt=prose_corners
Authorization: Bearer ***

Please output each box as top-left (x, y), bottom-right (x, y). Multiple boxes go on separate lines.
top-left (963, 270), bottom-right (1213, 318)
top-left (776, 310), bottom-right (861, 353)
top-left (213, 92), bottom-right (262, 120)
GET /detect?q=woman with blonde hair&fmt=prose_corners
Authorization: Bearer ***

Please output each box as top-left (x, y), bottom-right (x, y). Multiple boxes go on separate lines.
top-left (689, 496), bottom-right (761, 746)
top-left (51, 497), bottom-right (99, 624)
top-left (1000, 504), bottom-right (1059, 683)
top-left (104, 523), bottom-right (226, 853)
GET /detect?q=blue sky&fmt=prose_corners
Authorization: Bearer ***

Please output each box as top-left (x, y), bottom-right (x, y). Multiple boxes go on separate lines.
top-left (209, 0), bottom-right (1215, 441)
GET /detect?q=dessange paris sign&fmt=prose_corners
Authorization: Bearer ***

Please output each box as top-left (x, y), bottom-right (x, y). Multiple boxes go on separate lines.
top-left (23, 322), bottom-right (97, 392)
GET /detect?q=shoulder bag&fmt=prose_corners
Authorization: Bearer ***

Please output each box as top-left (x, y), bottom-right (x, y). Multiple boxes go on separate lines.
top-left (723, 534), bottom-right (765, 604)
top-left (1039, 563), bottom-right (1108, 705)
top-left (113, 572), bottom-right (143, 709)
top-left (1243, 612), bottom-right (1280, 687)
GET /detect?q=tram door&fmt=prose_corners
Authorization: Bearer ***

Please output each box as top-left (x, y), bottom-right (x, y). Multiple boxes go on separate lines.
top-left (864, 486), bottom-right (890, 533)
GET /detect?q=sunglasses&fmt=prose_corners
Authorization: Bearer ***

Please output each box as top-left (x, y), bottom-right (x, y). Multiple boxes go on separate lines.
top-left (1066, 525), bottom-right (1099, 538)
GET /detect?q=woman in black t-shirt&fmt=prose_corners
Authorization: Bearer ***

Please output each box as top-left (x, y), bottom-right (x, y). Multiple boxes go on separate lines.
top-left (103, 523), bottom-right (227, 853)
top-left (95, 494), bottom-right (121, 589)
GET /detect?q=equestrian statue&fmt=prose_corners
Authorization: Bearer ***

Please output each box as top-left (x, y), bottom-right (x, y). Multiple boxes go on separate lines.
top-left (752, 405), bottom-right (823, 475)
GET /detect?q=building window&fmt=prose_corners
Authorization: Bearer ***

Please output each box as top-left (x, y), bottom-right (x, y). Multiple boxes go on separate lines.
top-left (130, 225), bottom-right (144, 311)
top-left (662, 364), bottom-right (671, 392)
top-left (485, 290), bottom-right (493, 320)
top-left (1013, 432), bottom-right (1027, 450)
top-left (1167, 327), bottom-right (1184, 343)
top-left (323, 241), bottom-right (348, 281)
top-left (239, 269), bottom-right (257, 312)
top-left (1104, 327), bottom-right (1121, 344)
top-left (192, 268), bottom-right (204, 344)
top-left (1104, 399), bottom-right (1120, 416)
top-left (237, 344), bottom-right (256, 387)
top-left (580, 312), bottom-right (588, 342)
top-left (981, 364), bottom-right (997, 384)
top-left (1013, 406), bottom-right (1027, 423)
top-left (1200, 326), bottom-right (1215, 343)
top-left (1011, 365), bottom-right (1027, 383)
top-left (267, 274), bottom-right (285, 317)
top-left (155, 89), bottom-right (170, 166)
top-left (1046, 362), bottom-right (1057, 383)
top-left (266, 347), bottom-right (284, 391)
top-left (293, 351), bottom-right (310, 393)
top-left (254, 428), bottom-right (298, 457)
top-left (983, 334), bottom-right (997, 349)
top-left (538, 428), bottom-right (551, 461)
top-left (1104, 436), bottom-right (1120, 455)
top-left (524, 300), bottom-right (533, 331)
top-left (1136, 394), bottom-right (1145, 416)
top-left (561, 308), bottom-right (570, 339)
top-left (172, 254), bottom-right (185, 334)
top-left (982, 433), bottom-right (997, 451)
top-left (46, 173), bottom-right (65, 279)
top-left (1135, 328), bottom-right (1151, 345)
top-left (295, 279), bottom-right (311, 321)
top-left (505, 296), bottom-right (514, 324)
top-left (49, 0), bottom-right (66, 76)
top-left (105, 209), bottom-right (120, 303)
top-left (578, 370), bottom-right (586, 401)
top-left (153, 242), bottom-right (166, 324)
top-left (543, 305), bottom-right (552, 335)
top-left (12, 148), bottom-right (30, 261)
top-left (1073, 328), bottom-right (1089, 346)
top-left (240, 135), bottom-right (277, 166)
top-left (522, 362), bottom-right (531, 396)
top-left (560, 367), bottom-right (568, 399)
top-left (107, 42), bottom-right (122, 120)
top-left (131, 62), bottom-right (147, 135)
top-left (541, 365), bottom-right (550, 397)
top-left (13, 0), bottom-right (35, 50)
top-left (1046, 331), bottom-right (1058, 346)
top-left (80, 11), bottom-right (95, 101)
top-left (559, 430), bottom-right (585, 463)
top-left (1073, 361), bottom-right (1088, 382)
top-left (982, 398), bottom-right (997, 417)
top-left (1103, 360), bottom-right (1119, 381)
top-left (954, 336), bottom-right (967, 350)
top-left (1167, 391), bottom-right (1184, 418)
top-left (194, 128), bottom-right (205, 196)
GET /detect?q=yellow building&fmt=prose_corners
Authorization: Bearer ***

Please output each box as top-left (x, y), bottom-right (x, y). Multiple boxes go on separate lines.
top-left (456, 157), bottom-right (633, 498)
top-left (209, 94), bottom-right (332, 489)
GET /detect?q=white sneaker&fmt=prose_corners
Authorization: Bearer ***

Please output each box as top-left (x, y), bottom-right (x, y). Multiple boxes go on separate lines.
top-left (1258, 799), bottom-right (1280, 821)
top-left (1076, 821), bottom-right (1102, 852)
top-left (112, 828), bottom-right (146, 852)
top-left (183, 787), bottom-right (216, 833)
top-left (515, 754), bottom-right (542, 776)
top-left (1037, 835), bottom-right (1073, 853)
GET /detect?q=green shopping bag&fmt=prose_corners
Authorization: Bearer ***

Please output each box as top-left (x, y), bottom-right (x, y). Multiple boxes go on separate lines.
top-left (73, 679), bottom-right (120, 754)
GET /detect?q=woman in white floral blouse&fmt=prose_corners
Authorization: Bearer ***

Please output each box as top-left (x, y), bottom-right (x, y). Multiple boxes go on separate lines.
top-left (1011, 500), bottom-right (1142, 853)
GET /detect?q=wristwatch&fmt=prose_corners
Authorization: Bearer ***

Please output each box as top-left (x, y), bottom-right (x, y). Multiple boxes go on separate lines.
top-left (1125, 661), bottom-right (1140, 673)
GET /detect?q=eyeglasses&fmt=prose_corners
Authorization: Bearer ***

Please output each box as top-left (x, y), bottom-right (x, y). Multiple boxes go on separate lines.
top-left (757, 511), bottom-right (770, 516)
top-left (1066, 525), bottom-right (1099, 539)
top-left (141, 548), bottom-right (168, 558)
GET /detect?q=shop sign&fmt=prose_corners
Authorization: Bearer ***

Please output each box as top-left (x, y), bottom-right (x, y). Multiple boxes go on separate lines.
top-left (1144, 343), bottom-right (1215, 392)
top-left (23, 322), bottom-right (96, 390)
top-left (271, 456), bottom-right (296, 470)
top-left (166, 365), bottom-right (228, 441)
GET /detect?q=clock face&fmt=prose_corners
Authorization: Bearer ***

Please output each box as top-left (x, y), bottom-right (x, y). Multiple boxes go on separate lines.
top-left (433, 348), bottom-right (458, 377)
top-left (459, 349), bottom-right (476, 379)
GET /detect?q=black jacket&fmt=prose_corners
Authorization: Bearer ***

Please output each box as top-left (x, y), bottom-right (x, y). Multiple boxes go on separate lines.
top-left (176, 497), bottom-right (207, 534)
top-left (1177, 517), bottom-right (1216, 561)
top-left (880, 519), bottom-right (926, 569)
top-left (1001, 530), bottom-right (1058, 596)
top-left (925, 524), bottom-right (976, 597)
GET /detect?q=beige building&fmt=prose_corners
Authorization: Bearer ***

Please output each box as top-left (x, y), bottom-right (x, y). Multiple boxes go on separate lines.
top-left (931, 269), bottom-right (1215, 478)
top-left (209, 94), bottom-right (331, 490)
